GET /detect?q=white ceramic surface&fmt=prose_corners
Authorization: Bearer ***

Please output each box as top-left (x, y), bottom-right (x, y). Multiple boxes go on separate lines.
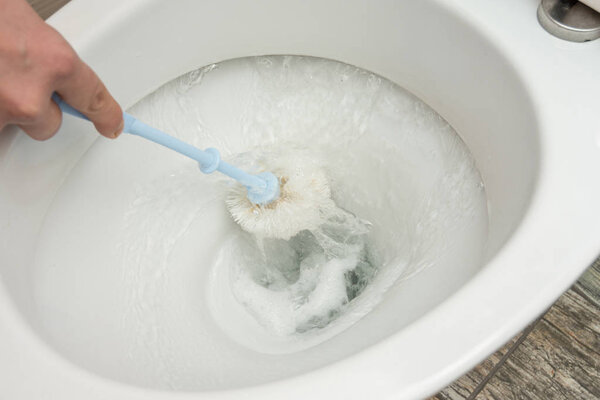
top-left (1, 0), bottom-right (600, 399)
top-left (581, 0), bottom-right (600, 14)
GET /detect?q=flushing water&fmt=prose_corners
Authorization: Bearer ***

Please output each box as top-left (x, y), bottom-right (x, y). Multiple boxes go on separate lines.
top-left (31, 56), bottom-right (488, 390)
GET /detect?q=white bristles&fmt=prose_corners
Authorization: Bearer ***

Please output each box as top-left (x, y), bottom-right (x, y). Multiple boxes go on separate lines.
top-left (226, 153), bottom-right (333, 240)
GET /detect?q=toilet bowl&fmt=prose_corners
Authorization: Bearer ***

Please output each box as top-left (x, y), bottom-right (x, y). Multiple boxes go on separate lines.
top-left (1, 0), bottom-right (600, 398)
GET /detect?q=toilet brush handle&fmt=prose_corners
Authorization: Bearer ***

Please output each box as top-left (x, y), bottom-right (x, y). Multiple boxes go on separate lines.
top-left (123, 115), bottom-right (267, 190)
top-left (51, 93), bottom-right (277, 204)
top-left (53, 93), bottom-right (217, 166)
top-left (52, 93), bottom-right (88, 120)
top-left (51, 93), bottom-right (224, 172)
top-left (52, 93), bottom-right (251, 177)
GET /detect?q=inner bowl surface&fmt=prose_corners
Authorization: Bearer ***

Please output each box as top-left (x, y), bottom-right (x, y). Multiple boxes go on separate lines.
top-left (0, 0), bottom-right (539, 393)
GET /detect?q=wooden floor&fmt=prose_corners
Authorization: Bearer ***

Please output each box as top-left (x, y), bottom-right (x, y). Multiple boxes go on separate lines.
top-left (28, 1), bottom-right (600, 398)
top-left (432, 259), bottom-right (600, 400)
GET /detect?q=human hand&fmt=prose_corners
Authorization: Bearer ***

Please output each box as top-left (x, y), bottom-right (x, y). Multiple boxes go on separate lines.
top-left (0, 0), bottom-right (123, 140)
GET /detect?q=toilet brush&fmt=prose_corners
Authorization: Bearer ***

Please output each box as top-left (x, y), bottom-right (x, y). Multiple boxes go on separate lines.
top-left (52, 93), bottom-right (280, 206)
top-left (53, 94), bottom-right (337, 240)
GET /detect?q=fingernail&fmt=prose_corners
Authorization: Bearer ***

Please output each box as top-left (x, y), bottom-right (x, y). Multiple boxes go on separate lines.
top-left (112, 119), bottom-right (124, 138)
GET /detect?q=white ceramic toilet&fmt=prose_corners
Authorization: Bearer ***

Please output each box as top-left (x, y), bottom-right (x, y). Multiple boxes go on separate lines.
top-left (1, 0), bottom-right (600, 399)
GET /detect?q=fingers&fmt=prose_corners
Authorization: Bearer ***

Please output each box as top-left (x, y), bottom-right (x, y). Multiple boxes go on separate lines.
top-left (0, 1), bottom-right (122, 141)
top-left (55, 59), bottom-right (123, 139)
top-left (18, 96), bottom-right (62, 141)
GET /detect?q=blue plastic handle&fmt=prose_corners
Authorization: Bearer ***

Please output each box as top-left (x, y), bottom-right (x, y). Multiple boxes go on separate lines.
top-left (51, 94), bottom-right (279, 204)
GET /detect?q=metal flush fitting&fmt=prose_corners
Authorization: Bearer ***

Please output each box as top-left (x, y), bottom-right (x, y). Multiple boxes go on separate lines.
top-left (538, 0), bottom-right (600, 42)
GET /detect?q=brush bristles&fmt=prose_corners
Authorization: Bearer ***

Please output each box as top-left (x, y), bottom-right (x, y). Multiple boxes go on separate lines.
top-left (226, 159), bottom-right (333, 240)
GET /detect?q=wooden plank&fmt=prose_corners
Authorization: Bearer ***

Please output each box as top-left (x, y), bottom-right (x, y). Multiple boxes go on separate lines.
top-left (27, 0), bottom-right (70, 20)
top-left (546, 286), bottom-right (600, 356)
top-left (478, 296), bottom-right (600, 399)
top-left (575, 257), bottom-right (600, 308)
top-left (435, 258), bottom-right (600, 400)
